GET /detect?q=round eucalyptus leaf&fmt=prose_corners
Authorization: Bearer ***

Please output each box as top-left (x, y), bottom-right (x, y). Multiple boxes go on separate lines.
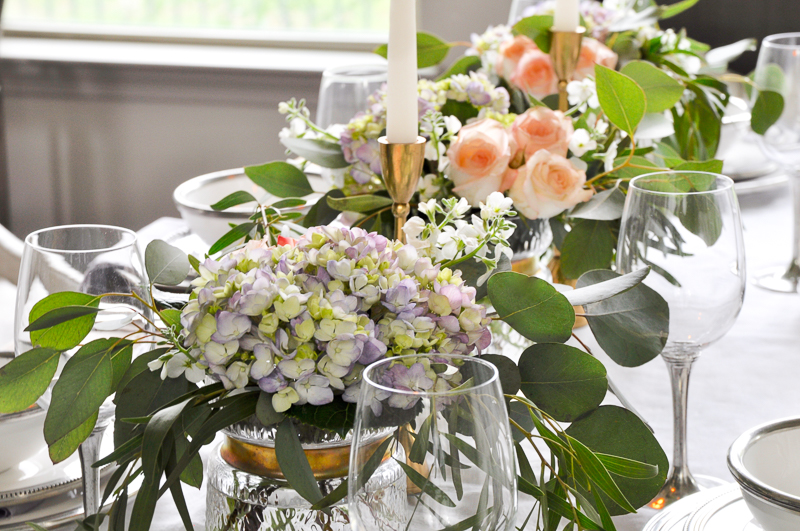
top-left (566, 405), bottom-right (668, 515)
top-left (145, 239), bottom-right (190, 286)
top-left (480, 354), bottom-right (521, 396)
top-left (518, 343), bottom-right (607, 422)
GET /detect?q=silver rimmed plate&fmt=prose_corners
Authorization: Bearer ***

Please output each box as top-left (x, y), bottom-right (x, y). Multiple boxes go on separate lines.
top-left (644, 484), bottom-right (762, 531)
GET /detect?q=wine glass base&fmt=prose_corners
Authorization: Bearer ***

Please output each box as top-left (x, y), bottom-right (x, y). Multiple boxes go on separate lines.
top-left (753, 265), bottom-right (800, 293)
top-left (648, 474), bottom-right (729, 510)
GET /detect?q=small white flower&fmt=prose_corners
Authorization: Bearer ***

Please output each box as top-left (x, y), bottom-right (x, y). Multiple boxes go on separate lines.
top-left (603, 141), bottom-right (619, 172)
top-left (479, 192), bottom-right (514, 220)
top-left (403, 216), bottom-right (426, 240)
top-left (278, 101), bottom-right (290, 114)
top-left (453, 197), bottom-right (471, 217)
top-left (418, 198), bottom-right (439, 219)
top-left (444, 115), bottom-right (462, 134)
top-left (165, 352), bottom-right (206, 383)
top-left (569, 129), bottom-right (598, 157)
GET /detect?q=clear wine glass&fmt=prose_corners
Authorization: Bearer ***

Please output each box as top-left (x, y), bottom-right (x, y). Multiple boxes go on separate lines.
top-left (751, 33), bottom-right (800, 292)
top-left (348, 354), bottom-right (517, 531)
top-left (315, 64), bottom-right (387, 129)
top-left (14, 224), bottom-right (150, 517)
top-left (617, 171), bottom-right (746, 508)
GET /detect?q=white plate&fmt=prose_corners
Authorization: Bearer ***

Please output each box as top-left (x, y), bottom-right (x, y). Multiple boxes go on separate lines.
top-left (644, 484), bottom-right (761, 531)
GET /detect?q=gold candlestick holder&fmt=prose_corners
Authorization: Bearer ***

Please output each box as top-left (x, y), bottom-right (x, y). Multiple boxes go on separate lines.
top-left (550, 26), bottom-right (586, 112)
top-left (378, 136), bottom-right (427, 243)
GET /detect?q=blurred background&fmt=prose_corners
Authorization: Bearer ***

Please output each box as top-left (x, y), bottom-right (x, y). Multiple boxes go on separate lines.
top-left (0, 0), bottom-right (797, 238)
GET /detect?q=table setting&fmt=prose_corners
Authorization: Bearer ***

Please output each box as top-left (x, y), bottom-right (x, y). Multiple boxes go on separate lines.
top-left (1, 0), bottom-right (799, 530)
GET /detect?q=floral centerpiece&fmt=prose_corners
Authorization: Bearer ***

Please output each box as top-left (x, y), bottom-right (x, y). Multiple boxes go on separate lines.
top-left (261, 0), bottom-right (782, 281)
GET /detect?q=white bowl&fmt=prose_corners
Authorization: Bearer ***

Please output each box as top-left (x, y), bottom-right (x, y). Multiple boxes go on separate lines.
top-left (173, 168), bottom-right (327, 246)
top-left (728, 417), bottom-right (800, 531)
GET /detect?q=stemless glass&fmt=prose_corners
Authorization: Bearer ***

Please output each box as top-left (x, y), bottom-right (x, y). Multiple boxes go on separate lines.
top-left (315, 64), bottom-right (387, 129)
top-left (751, 33), bottom-right (800, 292)
top-left (14, 224), bottom-right (150, 517)
top-left (348, 354), bottom-right (517, 531)
top-left (617, 172), bottom-right (746, 508)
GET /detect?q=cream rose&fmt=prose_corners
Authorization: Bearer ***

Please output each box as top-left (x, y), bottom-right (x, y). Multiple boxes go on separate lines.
top-left (508, 149), bottom-right (593, 219)
top-left (496, 35), bottom-right (538, 80)
top-left (575, 38), bottom-right (619, 80)
top-left (511, 107), bottom-right (574, 159)
top-left (446, 119), bottom-right (515, 206)
top-left (510, 48), bottom-right (558, 99)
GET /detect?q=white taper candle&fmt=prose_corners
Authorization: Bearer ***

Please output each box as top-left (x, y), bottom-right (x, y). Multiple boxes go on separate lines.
top-left (553, 0), bottom-right (580, 32)
top-left (386, 0), bottom-right (419, 144)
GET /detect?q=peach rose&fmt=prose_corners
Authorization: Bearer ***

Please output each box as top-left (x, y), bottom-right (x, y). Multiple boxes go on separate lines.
top-left (496, 35), bottom-right (538, 80)
top-left (511, 107), bottom-right (574, 159)
top-left (575, 38), bottom-right (619, 80)
top-left (446, 119), bottom-right (515, 206)
top-left (508, 150), bottom-right (593, 219)
top-left (510, 48), bottom-right (558, 100)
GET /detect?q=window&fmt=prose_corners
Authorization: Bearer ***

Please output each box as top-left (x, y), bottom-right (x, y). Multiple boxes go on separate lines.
top-left (2, 0), bottom-right (390, 49)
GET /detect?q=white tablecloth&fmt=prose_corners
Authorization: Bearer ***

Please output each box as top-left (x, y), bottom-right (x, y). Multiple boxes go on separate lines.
top-left (2, 182), bottom-right (799, 530)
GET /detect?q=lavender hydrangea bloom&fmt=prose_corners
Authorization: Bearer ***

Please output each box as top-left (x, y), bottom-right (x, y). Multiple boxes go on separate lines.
top-left (211, 311), bottom-right (251, 343)
top-left (294, 375), bottom-right (334, 406)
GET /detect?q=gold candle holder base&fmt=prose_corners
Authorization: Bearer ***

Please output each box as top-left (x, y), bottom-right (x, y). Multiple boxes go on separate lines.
top-left (550, 27), bottom-right (587, 112)
top-left (378, 136), bottom-right (427, 243)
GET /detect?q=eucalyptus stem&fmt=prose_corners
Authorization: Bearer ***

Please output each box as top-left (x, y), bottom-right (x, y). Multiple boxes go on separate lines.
top-left (585, 139), bottom-right (637, 186)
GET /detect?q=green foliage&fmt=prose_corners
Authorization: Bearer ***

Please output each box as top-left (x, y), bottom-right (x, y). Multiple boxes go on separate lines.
top-left (458, 253), bottom-right (510, 301)
top-left (395, 458), bottom-right (457, 507)
top-left (751, 90), bottom-right (785, 135)
top-left (255, 391), bottom-right (285, 427)
top-left (438, 56), bottom-right (482, 80)
top-left (620, 61), bottom-right (684, 113)
top-left (303, 189), bottom-right (345, 228)
top-left (27, 292), bottom-right (99, 351)
top-left (512, 15), bottom-right (553, 52)
top-left (208, 222), bottom-right (256, 255)
top-left (374, 31), bottom-right (452, 68)
top-left (276, 418), bottom-right (324, 504)
top-left (488, 273), bottom-right (575, 343)
top-left (568, 186), bottom-right (625, 221)
top-left (283, 398), bottom-right (356, 436)
top-left (146, 239), bottom-right (191, 286)
top-left (518, 343), bottom-right (608, 422)
top-left (245, 161), bottom-right (315, 198)
top-left (566, 406), bottom-right (668, 515)
top-left (577, 270), bottom-right (669, 367)
top-left (595, 65), bottom-right (646, 137)
top-left (280, 137), bottom-right (350, 169)
top-left (440, 99), bottom-right (480, 124)
top-left (210, 190), bottom-right (258, 211)
top-left (49, 411), bottom-right (98, 463)
top-left (560, 220), bottom-right (616, 279)
top-left (659, 0), bottom-right (701, 19)
top-left (0, 347), bottom-right (60, 413)
top-left (480, 354), bottom-right (521, 396)
top-left (326, 194), bottom-right (393, 213)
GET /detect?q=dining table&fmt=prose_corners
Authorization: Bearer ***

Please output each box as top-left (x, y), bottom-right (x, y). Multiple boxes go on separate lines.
top-left (1, 177), bottom-right (798, 531)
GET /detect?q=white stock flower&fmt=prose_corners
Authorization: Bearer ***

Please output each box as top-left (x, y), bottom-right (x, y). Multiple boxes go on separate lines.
top-left (603, 141), bottom-right (619, 172)
top-left (479, 192), bottom-right (515, 220)
top-left (165, 352), bottom-right (206, 383)
top-left (444, 115), bottom-right (462, 134)
top-left (569, 129), bottom-right (598, 157)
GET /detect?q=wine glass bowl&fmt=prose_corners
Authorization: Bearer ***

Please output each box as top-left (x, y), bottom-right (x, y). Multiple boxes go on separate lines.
top-left (348, 354), bottom-right (517, 531)
top-left (315, 64), bottom-right (387, 129)
top-left (617, 172), bottom-right (746, 508)
top-left (751, 33), bottom-right (800, 292)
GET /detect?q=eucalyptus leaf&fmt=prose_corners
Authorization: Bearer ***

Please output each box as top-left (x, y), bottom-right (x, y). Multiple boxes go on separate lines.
top-left (326, 194), bottom-right (393, 213)
top-left (560, 220), bottom-right (615, 279)
top-left (245, 161), bottom-right (315, 198)
top-left (25, 305), bottom-right (103, 332)
top-left (441, 99), bottom-right (480, 124)
top-left (564, 267), bottom-right (649, 307)
top-left (566, 435), bottom-right (636, 512)
top-left (208, 222), bottom-right (257, 255)
top-left (303, 189), bottom-right (345, 228)
top-left (48, 411), bottom-right (98, 463)
top-left (595, 65), bottom-right (646, 137)
top-left (659, 0), bottom-right (700, 18)
top-left (751, 90), bottom-right (784, 135)
top-left (187, 254), bottom-right (200, 273)
top-left (283, 398), bottom-right (356, 436)
top-left (487, 272), bottom-right (575, 343)
top-left (27, 292), bottom-right (100, 351)
top-left (566, 405), bottom-right (668, 515)
top-left (394, 458), bottom-right (457, 507)
top-left (271, 198), bottom-right (307, 209)
top-left (518, 343), bottom-right (607, 422)
top-left (458, 254), bottom-right (511, 301)
top-left (621, 61), bottom-right (684, 114)
top-left (595, 453), bottom-right (659, 479)
top-left (275, 418), bottom-right (324, 504)
top-left (480, 354), bottom-right (521, 396)
top-left (437, 55), bottom-right (482, 81)
top-left (409, 413), bottom-right (434, 464)
top-left (612, 155), bottom-right (660, 180)
top-left (353, 435), bottom-right (394, 493)
top-left (0, 347), bottom-right (60, 413)
top-left (160, 309), bottom-right (182, 330)
top-left (577, 270), bottom-right (669, 367)
top-left (374, 31), bottom-right (452, 68)
top-left (512, 15), bottom-right (553, 52)
top-left (209, 190), bottom-right (258, 211)
top-left (678, 193), bottom-right (723, 247)
top-left (508, 401), bottom-right (534, 444)
top-left (568, 186), bottom-right (625, 221)
top-left (141, 398), bottom-right (192, 480)
top-left (146, 239), bottom-right (190, 286)
top-left (280, 137), bottom-right (350, 169)
top-left (44, 339), bottom-right (117, 447)
top-left (256, 391), bottom-right (285, 426)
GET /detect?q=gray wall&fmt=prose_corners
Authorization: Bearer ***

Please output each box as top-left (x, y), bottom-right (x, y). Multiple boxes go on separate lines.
top-left (0, 0), bottom-right (512, 238)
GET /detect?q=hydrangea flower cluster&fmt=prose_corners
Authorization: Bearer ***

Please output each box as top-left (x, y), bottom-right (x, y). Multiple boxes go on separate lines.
top-left (154, 226), bottom-right (492, 413)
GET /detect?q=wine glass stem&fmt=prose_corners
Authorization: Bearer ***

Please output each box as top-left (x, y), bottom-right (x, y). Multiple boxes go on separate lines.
top-left (79, 420), bottom-right (111, 517)
top-left (664, 348), bottom-right (700, 491)
top-left (790, 174), bottom-right (800, 274)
